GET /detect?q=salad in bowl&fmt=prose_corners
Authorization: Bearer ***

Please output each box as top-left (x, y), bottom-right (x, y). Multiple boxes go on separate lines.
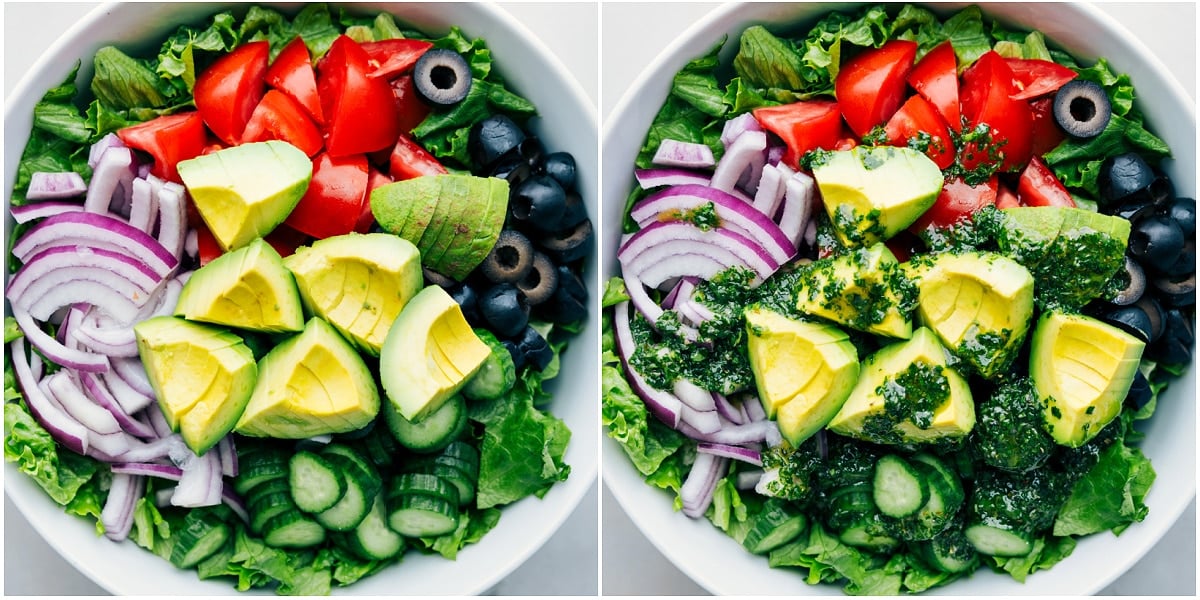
top-left (603, 3), bottom-right (1195, 595)
top-left (5, 2), bottom-right (596, 595)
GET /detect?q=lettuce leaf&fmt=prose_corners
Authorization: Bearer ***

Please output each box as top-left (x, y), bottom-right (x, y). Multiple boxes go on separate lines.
top-left (989, 535), bottom-right (1076, 582)
top-left (155, 10), bottom-right (240, 93)
top-left (416, 507), bottom-right (502, 559)
top-left (470, 378), bottom-right (571, 509)
top-left (1053, 440), bottom-right (1156, 536)
top-left (11, 65), bottom-right (94, 205)
top-left (3, 395), bottom-right (102, 507)
top-left (768, 525), bottom-right (903, 595)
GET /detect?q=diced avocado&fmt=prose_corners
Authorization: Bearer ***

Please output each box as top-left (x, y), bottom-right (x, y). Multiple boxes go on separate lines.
top-left (174, 238), bottom-right (304, 333)
top-left (745, 307), bottom-right (859, 446)
top-left (178, 141), bottom-right (312, 252)
top-left (1029, 312), bottom-right (1145, 447)
top-left (794, 243), bottom-right (915, 339)
top-left (828, 327), bottom-right (975, 444)
top-left (994, 207), bottom-right (1130, 312)
top-left (134, 316), bottom-right (256, 455)
top-left (236, 317), bottom-right (380, 438)
top-left (283, 233), bottom-right (422, 356)
top-left (908, 251), bottom-right (1034, 379)
top-left (370, 174), bottom-right (509, 281)
top-left (379, 285), bottom-right (492, 422)
top-left (813, 147), bottom-right (943, 247)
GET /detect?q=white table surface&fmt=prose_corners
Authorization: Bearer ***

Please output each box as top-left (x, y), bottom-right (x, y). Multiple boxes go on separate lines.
top-left (601, 2), bottom-right (1197, 596)
top-left (2, 2), bottom-right (597, 596)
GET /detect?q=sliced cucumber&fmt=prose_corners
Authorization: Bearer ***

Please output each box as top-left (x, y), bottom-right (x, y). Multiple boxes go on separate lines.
top-left (262, 509), bottom-right (327, 549)
top-left (245, 477), bottom-right (291, 507)
top-left (387, 494), bottom-right (459, 537)
top-left (439, 440), bottom-right (480, 471)
top-left (314, 464), bottom-right (374, 532)
top-left (170, 510), bottom-right (231, 568)
top-left (346, 494), bottom-right (406, 561)
top-left (742, 500), bottom-right (808, 555)
top-left (288, 450), bottom-right (347, 513)
top-left (233, 450), bottom-right (289, 495)
top-left (388, 473), bottom-right (460, 506)
top-left (384, 394), bottom-right (467, 454)
top-left (249, 490), bottom-right (299, 535)
top-left (872, 454), bottom-right (929, 518)
top-left (964, 524), bottom-right (1033, 557)
top-left (413, 463), bottom-right (475, 507)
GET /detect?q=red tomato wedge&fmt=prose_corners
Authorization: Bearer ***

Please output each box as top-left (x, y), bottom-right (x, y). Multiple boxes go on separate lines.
top-left (391, 74), bottom-right (433, 135)
top-left (996, 181), bottom-right (1020, 209)
top-left (884, 94), bottom-right (955, 170)
top-left (1029, 97), bottom-right (1067, 157)
top-left (835, 40), bottom-right (918, 137)
top-left (1017, 155), bottom-right (1076, 207)
top-left (959, 51), bottom-right (1032, 172)
top-left (265, 37), bottom-right (325, 126)
top-left (907, 40), bottom-right (960, 131)
top-left (263, 225), bottom-right (309, 258)
top-left (241, 90), bottom-right (323, 157)
top-left (1005, 58), bottom-right (1077, 100)
top-left (910, 175), bottom-right (998, 232)
top-left (285, 151), bottom-right (370, 239)
top-left (357, 167), bottom-right (394, 233)
top-left (361, 38), bottom-right (435, 80)
top-left (752, 100), bottom-right (843, 169)
top-left (317, 36), bottom-right (402, 157)
top-left (116, 112), bottom-right (208, 184)
top-left (194, 40), bottom-right (269, 146)
top-left (194, 221), bottom-right (223, 266)
top-left (389, 133), bottom-right (448, 181)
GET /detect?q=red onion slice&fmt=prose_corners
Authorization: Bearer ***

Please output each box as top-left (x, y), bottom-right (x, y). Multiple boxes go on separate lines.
top-left (712, 393), bottom-right (745, 425)
top-left (698, 442), bottom-right (763, 467)
top-left (100, 473), bottom-right (144, 541)
top-left (99, 369), bottom-right (154, 415)
top-left (631, 185), bottom-right (795, 264)
top-left (127, 178), bottom-right (158, 234)
top-left (681, 405), bottom-right (721, 434)
top-left (752, 164), bottom-right (786, 218)
top-left (711, 130), bottom-right (766, 194)
top-left (9, 200), bottom-right (86, 224)
top-left (77, 372), bottom-right (156, 439)
top-left (172, 449), bottom-right (223, 508)
top-left (156, 182), bottom-right (188, 260)
top-left (673, 380), bottom-right (717, 412)
top-left (42, 373), bottom-right (123, 437)
top-left (26, 172), bottom-right (87, 200)
top-left (744, 394), bottom-right (767, 422)
top-left (780, 170), bottom-right (816, 247)
top-left (111, 357), bottom-right (155, 398)
top-left (635, 168), bottom-right (712, 190)
top-left (112, 462), bottom-right (183, 480)
top-left (12, 212), bottom-right (178, 278)
top-left (85, 147), bottom-right (134, 215)
top-left (612, 301), bottom-right (682, 427)
top-left (217, 436), bottom-right (239, 478)
top-left (619, 221), bottom-right (779, 283)
top-left (737, 469), bottom-right (765, 490)
top-left (13, 310), bottom-right (109, 372)
top-left (9, 338), bottom-right (89, 453)
top-left (652, 139), bottom-right (716, 169)
top-left (88, 133), bottom-right (126, 169)
top-left (680, 453), bottom-right (729, 518)
top-left (720, 112), bottom-right (764, 148)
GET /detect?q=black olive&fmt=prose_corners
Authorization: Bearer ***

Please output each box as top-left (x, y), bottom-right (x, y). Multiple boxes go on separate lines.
top-left (1169, 197), bottom-right (1196, 237)
top-left (424, 266), bottom-right (456, 288)
top-left (538, 218), bottom-right (594, 264)
top-left (541, 152), bottom-right (577, 190)
top-left (448, 282), bottom-right (481, 324)
top-left (1099, 152), bottom-right (1156, 205)
top-left (1152, 270), bottom-right (1196, 307)
top-left (490, 153), bottom-right (532, 186)
top-left (517, 252), bottom-right (559, 306)
top-left (519, 137), bottom-right (544, 167)
top-left (1134, 295), bottom-right (1166, 342)
top-left (1128, 215), bottom-right (1185, 270)
top-left (554, 192), bottom-right (589, 232)
top-left (479, 283), bottom-right (529, 338)
top-left (1052, 79), bottom-right (1111, 139)
top-left (1112, 197), bottom-right (1158, 222)
top-left (1102, 305), bottom-right (1153, 342)
top-left (535, 266), bottom-right (588, 324)
top-left (1161, 236), bottom-right (1196, 278)
top-left (511, 175), bottom-right (567, 232)
top-left (515, 325), bottom-right (554, 371)
top-left (1109, 255), bottom-right (1146, 306)
top-left (412, 48), bottom-right (472, 106)
top-left (1147, 175), bottom-right (1176, 208)
top-left (470, 115), bottom-right (526, 169)
top-left (1152, 308), bottom-right (1195, 366)
top-left (1124, 370), bottom-right (1153, 410)
top-left (479, 229), bottom-right (534, 284)
top-left (501, 339), bottom-right (527, 371)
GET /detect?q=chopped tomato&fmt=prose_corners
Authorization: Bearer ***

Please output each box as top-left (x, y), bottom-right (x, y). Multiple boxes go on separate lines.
top-left (959, 51), bottom-right (1032, 172)
top-left (194, 40), bottom-right (270, 146)
top-left (885, 230), bottom-right (923, 263)
top-left (284, 152), bottom-right (370, 239)
top-left (883, 94), bottom-right (955, 170)
top-left (996, 181), bottom-right (1020, 209)
top-left (1017, 155), bottom-right (1076, 207)
top-left (361, 38), bottom-right (434, 80)
top-left (751, 100), bottom-right (843, 169)
top-left (907, 40), bottom-right (961, 131)
top-left (263, 225), bottom-right (309, 258)
top-left (265, 37), bottom-right (325, 126)
top-left (194, 221), bottom-right (223, 266)
top-left (317, 36), bottom-right (402, 157)
top-left (1029, 97), bottom-right (1066, 157)
top-left (835, 40), bottom-right (918, 137)
top-left (910, 175), bottom-right (998, 232)
top-left (356, 168), bottom-right (394, 233)
top-left (241, 90), bottom-right (323, 157)
top-left (391, 74), bottom-right (433, 134)
top-left (389, 133), bottom-right (448, 181)
top-left (1005, 58), bottom-right (1077, 100)
top-left (116, 112), bottom-right (208, 183)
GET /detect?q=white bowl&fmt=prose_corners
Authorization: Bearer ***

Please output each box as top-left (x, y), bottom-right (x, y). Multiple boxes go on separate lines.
top-left (602, 2), bottom-right (1196, 595)
top-left (3, 2), bottom-right (598, 595)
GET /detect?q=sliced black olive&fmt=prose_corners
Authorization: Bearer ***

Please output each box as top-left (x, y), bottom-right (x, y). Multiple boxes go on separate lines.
top-left (470, 115), bottom-right (526, 169)
top-left (1152, 308), bottom-right (1195, 366)
top-left (511, 175), bottom-right (567, 232)
top-left (516, 252), bottom-right (559, 306)
top-left (1099, 152), bottom-right (1156, 205)
top-left (1147, 174), bottom-right (1176, 208)
top-left (1169, 197), bottom-right (1196, 237)
top-left (1134, 295), bottom-right (1166, 342)
top-left (501, 339), bottom-right (527, 371)
top-left (412, 48), bottom-right (472, 106)
top-left (535, 266), bottom-right (588, 324)
top-left (1128, 215), bottom-right (1185, 269)
top-left (1052, 79), bottom-right (1111, 139)
top-left (538, 218), bottom-right (594, 264)
top-left (479, 283), bottom-right (529, 338)
top-left (1110, 255), bottom-right (1146, 306)
top-left (541, 152), bottom-right (577, 190)
top-left (448, 282), bottom-right (481, 324)
top-left (490, 153), bottom-right (532, 186)
top-left (515, 325), bottom-right (554, 371)
top-left (424, 266), bottom-right (456, 288)
top-left (1161, 236), bottom-right (1196, 278)
top-left (555, 192), bottom-right (589, 232)
top-left (479, 229), bottom-right (534, 284)
top-left (1124, 370), bottom-right (1153, 410)
top-left (1102, 305), bottom-right (1153, 342)
top-left (1152, 270), bottom-right (1196, 307)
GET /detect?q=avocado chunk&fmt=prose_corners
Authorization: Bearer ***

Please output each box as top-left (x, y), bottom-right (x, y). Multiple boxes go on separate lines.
top-left (994, 207), bottom-right (1130, 312)
top-left (236, 317), bottom-right (380, 438)
top-left (745, 307), bottom-right (859, 446)
top-left (370, 174), bottom-right (509, 281)
top-left (1029, 312), bottom-right (1145, 447)
top-left (134, 316), bottom-right (257, 455)
top-left (379, 285), bottom-right (492, 422)
top-left (828, 327), bottom-right (975, 444)
top-left (174, 238), bottom-right (304, 333)
top-left (794, 243), bottom-right (915, 339)
top-left (283, 233), bottom-right (422, 356)
top-left (813, 147), bottom-right (943, 247)
top-left (908, 251), bottom-right (1034, 379)
top-left (177, 141), bottom-right (312, 252)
